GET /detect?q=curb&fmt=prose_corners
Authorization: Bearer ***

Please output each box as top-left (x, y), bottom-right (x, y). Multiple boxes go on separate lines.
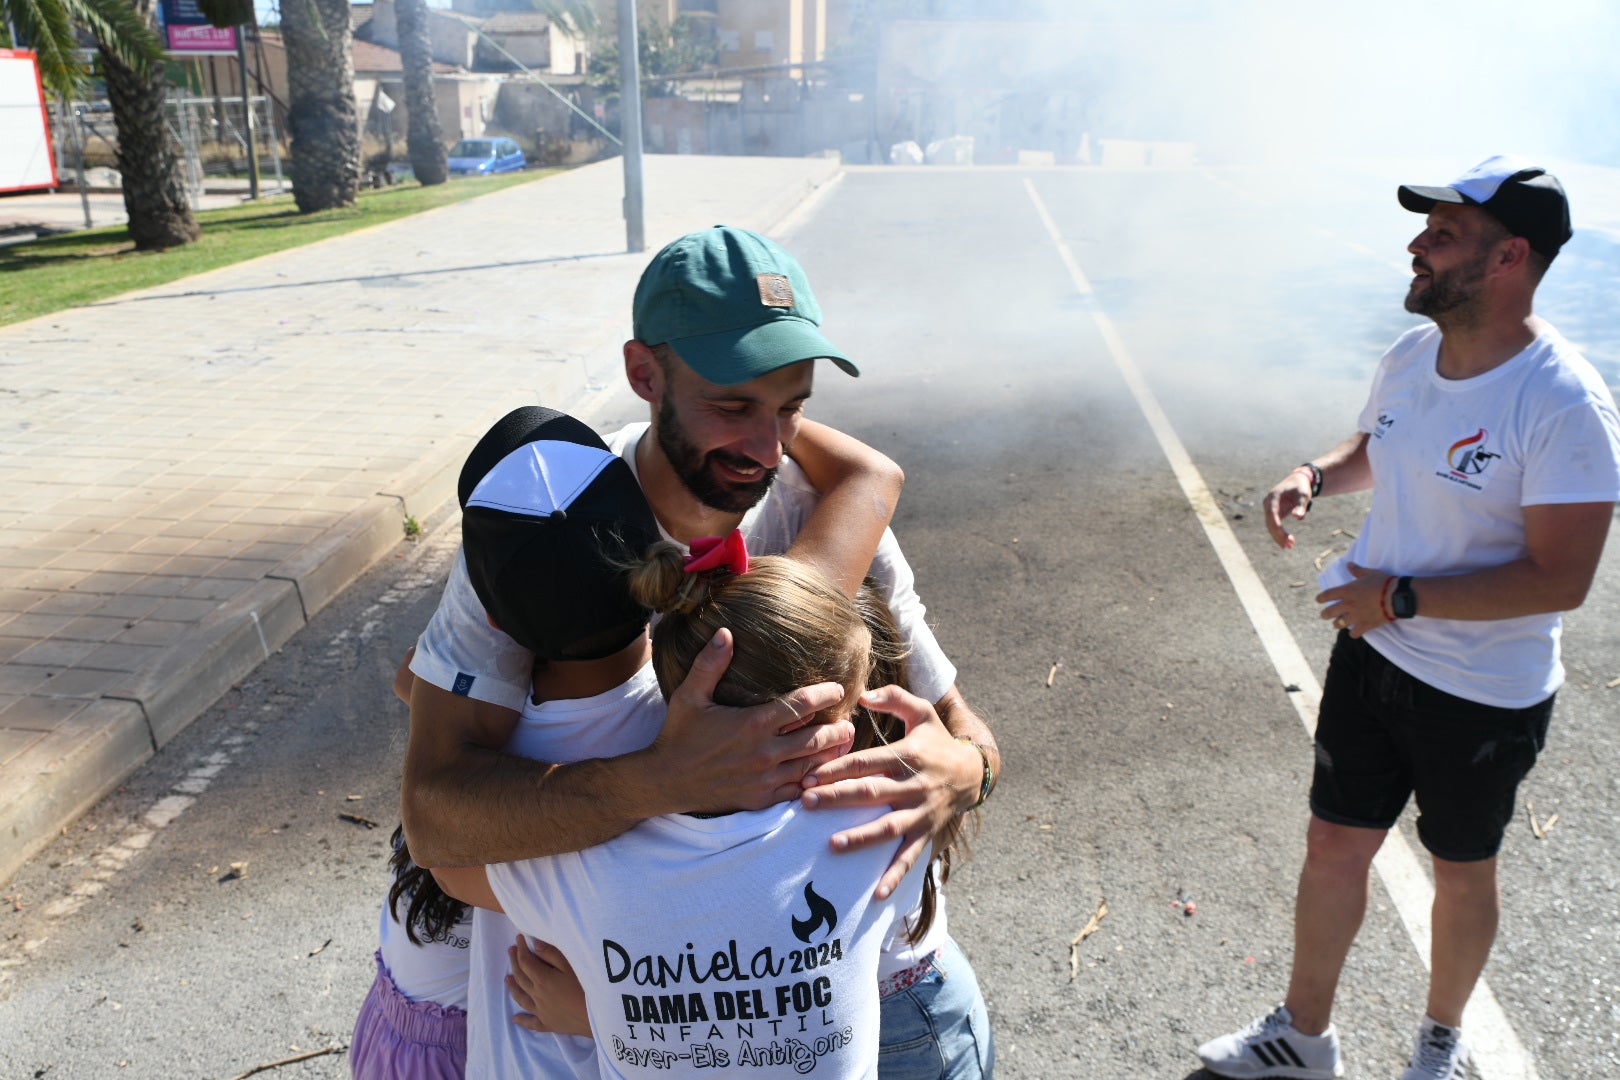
top-left (0, 700), bottom-right (152, 885)
top-left (0, 440), bottom-right (468, 887)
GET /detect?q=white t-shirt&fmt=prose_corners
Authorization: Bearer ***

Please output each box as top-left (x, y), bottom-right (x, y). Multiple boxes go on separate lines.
top-left (410, 423), bottom-right (957, 711)
top-left (1320, 322), bottom-right (1620, 707)
top-left (376, 896), bottom-right (474, 1012)
top-left (466, 665), bottom-right (668, 1080)
top-left (487, 803), bottom-right (927, 1080)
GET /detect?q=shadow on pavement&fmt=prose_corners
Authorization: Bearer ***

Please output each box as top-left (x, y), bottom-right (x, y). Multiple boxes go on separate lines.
top-left (84, 251), bottom-right (627, 305)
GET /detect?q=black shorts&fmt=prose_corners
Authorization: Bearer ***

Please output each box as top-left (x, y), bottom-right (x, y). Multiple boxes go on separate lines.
top-left (1309, 631), bottom-right (1553, 862)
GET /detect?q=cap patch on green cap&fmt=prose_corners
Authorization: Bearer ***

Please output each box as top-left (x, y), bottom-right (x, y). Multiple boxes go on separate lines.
top-left (758, 274), bottom-right (794, 308)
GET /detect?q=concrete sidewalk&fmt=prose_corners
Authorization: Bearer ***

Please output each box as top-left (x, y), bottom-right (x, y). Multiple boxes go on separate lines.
top-left (0, 153), bottom-right (842, 885)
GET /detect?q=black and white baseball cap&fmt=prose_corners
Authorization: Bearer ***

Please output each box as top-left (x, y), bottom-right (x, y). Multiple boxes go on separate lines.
top-left (1397, 155), bottom-right (1572, 260)
top-left (458, 407), bottom-right (660, 661)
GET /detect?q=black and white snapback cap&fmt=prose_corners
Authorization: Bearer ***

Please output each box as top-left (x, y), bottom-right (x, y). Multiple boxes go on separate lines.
top-left (458, 407), bottom-right (660, 661)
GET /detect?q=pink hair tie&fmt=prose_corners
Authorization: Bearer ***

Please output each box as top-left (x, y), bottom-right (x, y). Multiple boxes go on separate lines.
top-left (683, 529), bottom-right (750, 577)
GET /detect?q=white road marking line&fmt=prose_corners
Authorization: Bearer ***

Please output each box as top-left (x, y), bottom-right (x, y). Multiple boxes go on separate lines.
top-left (317, 521), bottom-right (461, 666)
top-left (1023, 177), bottom-right (1540, 1080)
top-left (142, 794), bottom-right (196, 830)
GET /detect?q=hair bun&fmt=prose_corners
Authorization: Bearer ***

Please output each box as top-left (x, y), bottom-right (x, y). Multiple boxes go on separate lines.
top-left (627, 541), bottom-right (712, 616)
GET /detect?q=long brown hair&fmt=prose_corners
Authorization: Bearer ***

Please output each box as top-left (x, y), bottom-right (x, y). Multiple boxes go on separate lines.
top-left (626, 544), bottom-right (968, 941)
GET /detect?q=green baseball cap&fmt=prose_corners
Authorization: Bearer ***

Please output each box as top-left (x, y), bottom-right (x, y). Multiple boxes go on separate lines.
top-left (632, 226), bottom-right (859, 386)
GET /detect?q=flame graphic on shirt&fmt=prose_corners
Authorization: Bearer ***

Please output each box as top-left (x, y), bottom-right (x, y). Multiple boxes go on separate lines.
top-left (1446, 428), bottom-right (1487, 472)
top-left (790, 881), bottom-right (839, 943)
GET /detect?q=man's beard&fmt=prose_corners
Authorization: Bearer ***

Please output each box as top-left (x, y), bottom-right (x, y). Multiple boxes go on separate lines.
top-left (1405, 246), bottom-right (1489, 322)
top-left (656, 393), bottom-right (778, 513)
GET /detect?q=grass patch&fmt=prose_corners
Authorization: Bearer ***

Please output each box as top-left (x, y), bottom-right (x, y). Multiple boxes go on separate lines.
top-left (0, 170), bottom-right (555, 327)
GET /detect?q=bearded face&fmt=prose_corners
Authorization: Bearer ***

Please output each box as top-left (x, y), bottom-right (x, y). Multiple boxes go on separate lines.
top-left (655, 390), bottom-right (778, 513)
top-left (1405, 242), bottom-right (1492, 320)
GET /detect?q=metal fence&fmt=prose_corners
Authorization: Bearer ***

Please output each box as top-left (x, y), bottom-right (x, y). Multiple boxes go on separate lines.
top-left (54, 90), bottom-right (288, 209)
top-left (166, 92), bottom-right (288, 204)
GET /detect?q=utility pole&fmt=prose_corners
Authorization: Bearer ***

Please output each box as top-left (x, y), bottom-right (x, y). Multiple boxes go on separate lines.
top-left (616, 0), bottom-right (644, 253)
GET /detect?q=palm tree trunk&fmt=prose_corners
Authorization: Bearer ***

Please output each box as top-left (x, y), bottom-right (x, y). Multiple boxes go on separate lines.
top-left (97, 0), bottom-right (200, 251)
top-left (280, 0), bottom-right (360, 211)
top-left (395, 0), bottom-right (446, 185)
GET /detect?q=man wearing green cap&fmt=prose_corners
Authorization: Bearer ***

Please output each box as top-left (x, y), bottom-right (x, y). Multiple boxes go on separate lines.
top-left (401, 226), bottom-right (997, 1078)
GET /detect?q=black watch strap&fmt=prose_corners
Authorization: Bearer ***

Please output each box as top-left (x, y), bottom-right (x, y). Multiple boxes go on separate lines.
top-left (1391, 576), bottom-right (1418, 619)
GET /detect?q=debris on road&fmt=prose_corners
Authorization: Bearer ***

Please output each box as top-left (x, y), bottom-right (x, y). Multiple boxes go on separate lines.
top-left (1605, 676), bottom-right (1620, 689)
top-left (1046, 661), bottom-right (1061, 687)
top-left (229, 1045), bottom-right (343, 1079)
top-left (1313, 548), bottom-right (1333, 571)
top-left (338, 812), bottom-right (379, 830)
top-left (307, 938), bottom-right (332, 957)
top-left (219, 862), bottom-right (249, 883)
top-left (1068, 898), bottom-right (1108, 981)
top-left (1527, 800), bottom-right (1559, 841)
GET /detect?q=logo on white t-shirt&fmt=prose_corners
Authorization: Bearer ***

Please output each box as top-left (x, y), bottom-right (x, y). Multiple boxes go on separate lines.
top-left (1437, 427), bottom-right (1499, 490)
top-left (1374, 412), bottom-right (1395, 439)
top-left (790, 882), bottom-right (838, 944)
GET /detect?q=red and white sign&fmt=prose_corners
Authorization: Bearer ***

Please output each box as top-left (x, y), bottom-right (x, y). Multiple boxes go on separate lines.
top-left (158, 0), bottom-right (238, 54)
top-left (166, 23), bottom-right (238, 51)
top-left (0, 50), bottom-right (58, 194)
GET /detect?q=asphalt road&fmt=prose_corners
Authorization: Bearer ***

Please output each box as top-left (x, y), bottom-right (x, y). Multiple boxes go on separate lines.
top-left (3, 163), bottom-right (1617, 1079)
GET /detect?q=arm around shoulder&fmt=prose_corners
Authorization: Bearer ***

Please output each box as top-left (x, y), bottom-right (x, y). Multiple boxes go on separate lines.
top-left (400, 677), bottom-right (666, 867)
top-left (785, 420), bottom-right (904, 597)
top-left (432, 865), bottom-right (502, 912)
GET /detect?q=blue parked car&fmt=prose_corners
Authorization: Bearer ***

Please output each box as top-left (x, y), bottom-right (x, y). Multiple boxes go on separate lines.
top-left (447, 137), bottom-right (526, 176)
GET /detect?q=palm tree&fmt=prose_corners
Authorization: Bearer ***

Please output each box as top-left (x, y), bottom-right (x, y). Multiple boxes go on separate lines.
top-left (393, 0), bottom-right (445, 186)
top-left (7, 0), bottom-right (200, 249)
top-left (280, 0), bottom-right (361, 211)
top-left (98, 0), bottom-right (201, 248)
top-left (3, 0), bottom-right (154, 96)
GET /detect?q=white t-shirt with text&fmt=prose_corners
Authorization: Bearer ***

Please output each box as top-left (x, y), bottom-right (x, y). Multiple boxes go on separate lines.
top-left (1320, 322), bottom-right (1620, 707)
top-left (488, 803), bottom-right (926, 1080)
top-left (376, 897), bottom-right (474, 1012)
top-left (465, 665), bottom-right (667, 1080)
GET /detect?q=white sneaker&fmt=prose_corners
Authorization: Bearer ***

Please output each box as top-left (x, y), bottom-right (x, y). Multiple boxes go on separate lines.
top-left (1398, 1016), bottom-right (1469, 1079)
top-left (1197, 1004), bottom-right (1344, 1079)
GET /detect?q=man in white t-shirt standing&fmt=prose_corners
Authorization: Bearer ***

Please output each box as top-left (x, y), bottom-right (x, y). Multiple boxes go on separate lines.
top-left (402, 226), bottom-right (998, 1077)
top-left (1198, 158), bottom-right (1620, 1080)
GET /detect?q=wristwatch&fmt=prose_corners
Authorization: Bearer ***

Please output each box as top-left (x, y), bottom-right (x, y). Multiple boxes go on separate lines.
top-left (1390, 576), bottom-right (1418, 619)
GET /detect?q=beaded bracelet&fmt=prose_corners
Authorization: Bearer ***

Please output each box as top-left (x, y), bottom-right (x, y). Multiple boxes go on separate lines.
top-left (956, 736), bottom-right (994, 810)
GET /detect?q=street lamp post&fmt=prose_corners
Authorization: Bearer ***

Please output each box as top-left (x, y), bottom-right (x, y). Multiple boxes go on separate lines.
top-left (616, 0), bottom-right (644, 253)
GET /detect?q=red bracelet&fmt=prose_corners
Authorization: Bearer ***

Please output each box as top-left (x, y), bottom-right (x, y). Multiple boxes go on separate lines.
top-left (1379, 575), bottom-right (1397, 623)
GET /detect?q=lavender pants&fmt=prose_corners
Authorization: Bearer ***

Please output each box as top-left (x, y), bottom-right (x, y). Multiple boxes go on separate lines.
top-left (350, 952), bottom-right (468, 1080)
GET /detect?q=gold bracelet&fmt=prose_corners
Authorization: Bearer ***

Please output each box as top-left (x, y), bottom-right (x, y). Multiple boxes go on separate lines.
top-left (956, 736), bottom-right (993, 810)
